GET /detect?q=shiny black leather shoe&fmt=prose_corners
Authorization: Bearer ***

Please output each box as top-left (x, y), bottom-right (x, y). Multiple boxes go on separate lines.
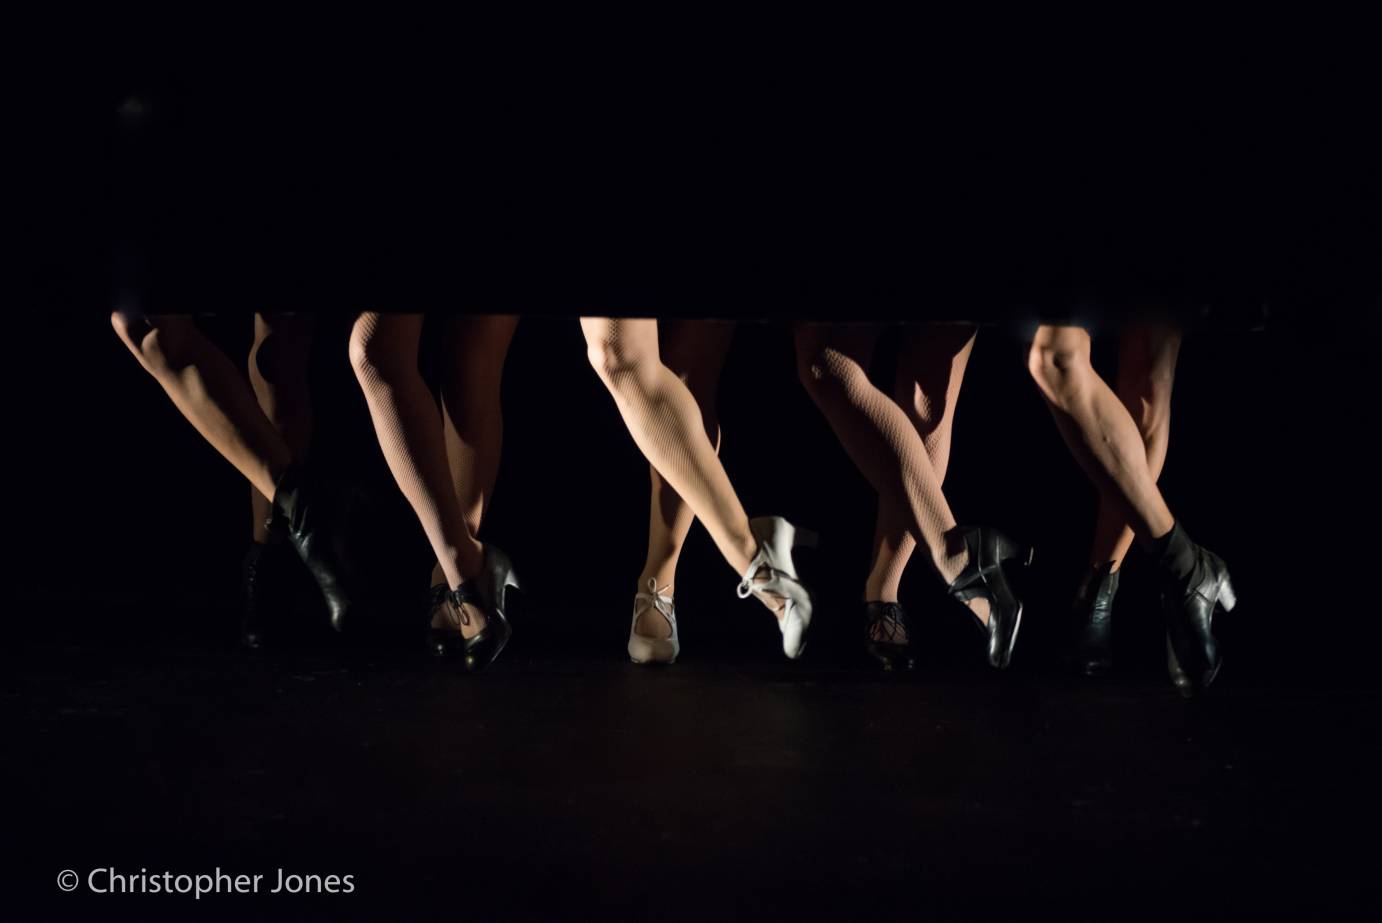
top-left (426, 581), bottom-right (449, 630)
top-left (272, 464), bottom-right (359, 633)
top-left (1072, 563), bottom-right (1119, 677)
top-left (864, 601), bottom-right (916, 671)
top-left (429, 583), bottom-right (513, 672)
top-left (1161, 541), bottom-right (1236, 697)
top-left (239, 539), bottom-right (300, 649)
top-left (429, 545), bottom-right (521, 671)
top-left (947, 526), bottom-right (1033, 669)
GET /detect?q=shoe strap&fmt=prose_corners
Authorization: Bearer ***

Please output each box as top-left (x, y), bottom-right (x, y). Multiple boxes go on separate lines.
top-left (865, 601), bottom-right (910, 644)
top-left (737, 544), bottom-right (771, 599)
top-left (738, 564), bottom-right (805, 604)
top-left (447, 582), bottom-right (486, 627)
top-left (428, 583), bottom-right (450, 609)
top-left (634, 578), bottom-right (676, 627)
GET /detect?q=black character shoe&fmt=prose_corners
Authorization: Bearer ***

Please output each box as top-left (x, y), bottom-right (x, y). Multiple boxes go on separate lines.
top-left (947, 526), bottom-right (1033, 670)
top-left (239, 538), bottom-right (300, 649)
top-left (1072, 563), bottom-right (1120, 677)
top-left (429, 546), bottom-right (520, 672)
top-left (864, 601), bottom-right (916, 671)
top-left (271, 464), bottom-right (359, 633)
top-left (1156, 525), bottom-right (1236, 697)
top-left (429, 583), bottom-right (513, 672)
top-left (426, 581), bottom-right (449, 632)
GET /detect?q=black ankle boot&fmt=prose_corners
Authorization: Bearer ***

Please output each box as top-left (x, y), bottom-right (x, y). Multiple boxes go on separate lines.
top-left (864, 601), bottom-right (915, 671)
top-left (1155, 523), bottom-right (1236, 697)
top-left (239, 538), bottom-right (300, 649)
top-left (947, 527), bottom-right (1033, 669)
top-left (272, 464), bottom-right (358, 633)
top-left (1072, 563), bottom-right (1119, 677)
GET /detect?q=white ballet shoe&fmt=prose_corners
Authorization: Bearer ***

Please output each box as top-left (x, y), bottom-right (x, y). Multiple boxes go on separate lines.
top-left (628, 578), bottom-right (679, 664)
top-left (736, 516), bottom-right (817, 660)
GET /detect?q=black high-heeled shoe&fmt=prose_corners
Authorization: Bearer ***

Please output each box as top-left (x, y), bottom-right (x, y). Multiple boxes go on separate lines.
top-left (1158, 528), bottom-right (1236, 697)
top-left (429, 546), bottom-right (520, 671)
top-left (1072, 563), bottom-right (1119, 677)
top-left (947, 526), bottom-right (1033, 669)
top-left (272, 464), bottom-right (359, 633)
top-left (239, 538), bottom-right (300, 649)
top-left (864, 601), bottom-right (916, 671)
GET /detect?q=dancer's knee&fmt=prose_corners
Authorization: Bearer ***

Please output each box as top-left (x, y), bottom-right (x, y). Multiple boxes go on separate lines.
top-left (797, 345), bottom-right (861, 404)
top-left (1027, 328), bottom-right (1092, 401)
top-left (251, 324), bottom-right (306, 388)
top-left (587, 333), bottom-right (656, 395)
top-left (252, 319), bottom-right (312, 386)
top-left (893, 378), bottom-right (944, 437)
top-left (112, 311), bottom-right (193, 377)
top-left (348, 317), bottom-right (404, 383)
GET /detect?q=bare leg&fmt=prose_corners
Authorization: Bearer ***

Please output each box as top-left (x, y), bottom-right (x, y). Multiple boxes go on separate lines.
top-left (248, 313), bottom-right (315, 541)
top-left (426, 315), bottom-right (519, 588)
top-left (111, 312), bottom-right (291, 500)
top-left (1087, 323), bottom-right (1182, 570)
top-left (350, 313), bottom-right (487, 636)
top-left (633, 321), bottom-right (735, 638)
top-left (1027, 325), bottom-right (1176, 545)
top-left (865, 324), bottom-right (977, 605)
top-left (582, 318), bottom-right (760, 579)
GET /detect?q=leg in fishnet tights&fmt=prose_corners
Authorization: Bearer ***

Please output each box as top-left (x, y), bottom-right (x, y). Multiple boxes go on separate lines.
top-left (635, 320), bottom-right (734, 638)
top-left (351, 313), bottom-right (508, 638)
top-left (427, 315), bottom-right (519, 587)
top-left (864, 326), bottom-right (978, 642)
top-left (1087, 323), bottom-right (1182, 570)
top-left (795, 324), bottom-right (990, 625)
top-left (1027, 325), bottom-right (1176, 546)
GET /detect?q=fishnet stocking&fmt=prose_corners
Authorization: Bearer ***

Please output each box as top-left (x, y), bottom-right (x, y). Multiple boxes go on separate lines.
top-left (350, 313), bottom-right (485, 634)
top-left (865, 325), bottom-right (977, 609)
top-left (428, 315), bottom-right (518, 587)
top-left (795, 325), bottom-right (969, 591)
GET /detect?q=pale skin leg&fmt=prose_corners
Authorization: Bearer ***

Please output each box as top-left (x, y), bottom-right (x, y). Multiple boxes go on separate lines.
top-left (247, 313), bottom-right (315, 541)
top-left (635, 320), bottom-right (734, 639)
top-left (110, 312), bottom-right (291, 501)
top-left (581, 317), bottom-right (785, 619)
top-left (1086, 322), bottom-right (1182, 570)
top-left (1027, 324), bottom-right (1176, 547)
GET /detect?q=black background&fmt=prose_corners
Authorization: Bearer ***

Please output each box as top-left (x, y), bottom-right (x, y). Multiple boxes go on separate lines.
top-left (9, 44), bottom-right (1382, 918)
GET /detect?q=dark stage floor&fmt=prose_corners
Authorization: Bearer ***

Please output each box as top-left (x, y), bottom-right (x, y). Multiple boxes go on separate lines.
top-left (8, 623), bottom-right (1380, 920)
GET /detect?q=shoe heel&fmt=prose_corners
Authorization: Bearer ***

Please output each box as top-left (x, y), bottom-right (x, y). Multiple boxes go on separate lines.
top-left (1219, 574), bottom-right (1237, 612)
top-left (997, 537), bottom-right (1035, 567)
